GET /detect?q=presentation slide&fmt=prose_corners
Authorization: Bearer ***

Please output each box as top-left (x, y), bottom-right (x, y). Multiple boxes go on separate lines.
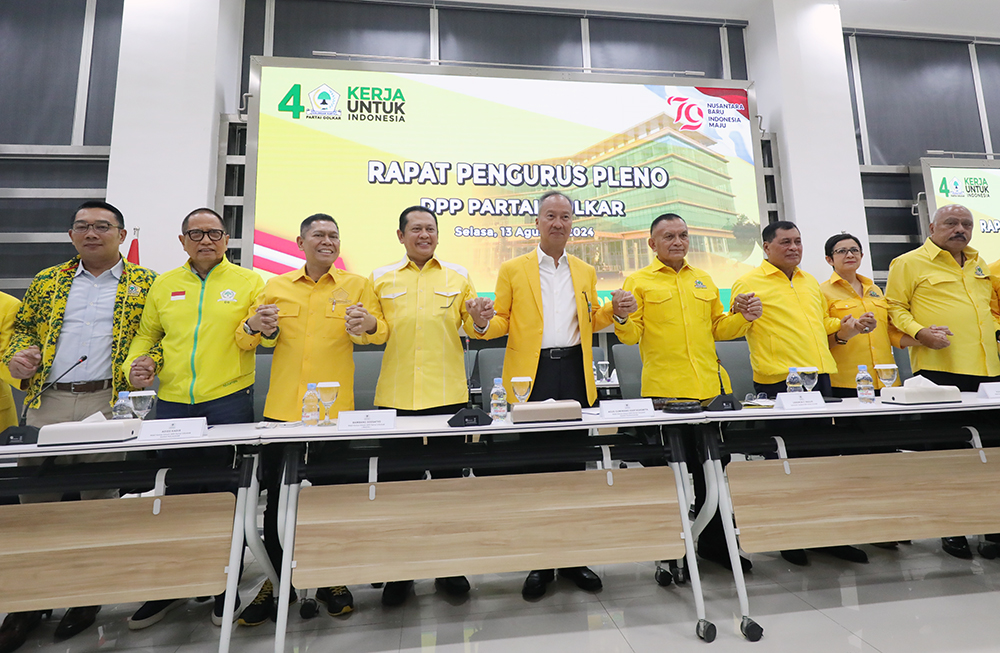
top-left (249, 62), bottom-right (764, 301)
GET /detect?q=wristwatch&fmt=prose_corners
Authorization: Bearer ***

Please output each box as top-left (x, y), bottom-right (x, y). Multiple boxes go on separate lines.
top-left (473, 320), bottom-right (489, 334)
top-left (834, 333), bottom-right (849, 345)
top-left (613, 314), bottom-right (628, 325)
top-left (242, 322), bottom-right (259, 336)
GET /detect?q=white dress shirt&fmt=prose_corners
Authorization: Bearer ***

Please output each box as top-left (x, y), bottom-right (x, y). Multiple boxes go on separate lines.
top-left (47, 258), bottom-right (123, 383)
top-left (536, 246), bottom-right (581, 349)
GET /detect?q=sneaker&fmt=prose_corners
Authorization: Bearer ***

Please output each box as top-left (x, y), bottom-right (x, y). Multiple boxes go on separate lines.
top-left (211, 592), bottom-right (242, 626)
top-left (237, 580), bottom-right (299, 626)
top-left (316, 586), bottom-right (354, 616)
top-left (128, 599), bottom-right (184, 630)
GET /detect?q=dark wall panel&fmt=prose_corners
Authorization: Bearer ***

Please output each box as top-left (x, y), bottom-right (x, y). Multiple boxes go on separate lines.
top-left (439, 9), bottom-right (581, 68)
top-left (856, 36), bottom-right (984, 165)
top-left (274, 0), bottom-right (430, 61)
top-left (727, 26), bottom-right (748, 81)
top-left (977, 44), bottom-right (1000, 154)
top-left (0, 0), bottom-right (88, 144)
top-left (84, 0), bottom-right (124, 145)
top-left (589, 18), bottom-right (722, 78)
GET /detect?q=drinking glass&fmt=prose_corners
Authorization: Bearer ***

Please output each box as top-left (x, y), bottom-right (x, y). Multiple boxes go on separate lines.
top-left (317, 382), bottom-right (340, 426)
top-left (510, 376), bottom-right (533, 404)
top-left (874, 364), bottom-right (898, 389)
top-left (129, 390), bottom-right (156, 420)
top-left (799, 367), bottom-right (819, 392)
top-left (597, 360), bottom-right (610, 382)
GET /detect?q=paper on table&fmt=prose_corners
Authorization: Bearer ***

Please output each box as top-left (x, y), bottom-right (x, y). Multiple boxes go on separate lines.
top-left (81, 411), bottom-right (107, 423)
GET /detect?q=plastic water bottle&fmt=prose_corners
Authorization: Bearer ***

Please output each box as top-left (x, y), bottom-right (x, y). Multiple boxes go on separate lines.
top-left (302, 383), bottom-right (321, 426)
top-left (785, 367), bottom-right (804, 393)
top-left (112, 391), bottom-right (133, 420)
top-left (856, 365), bottom-right (875, 404)
top-left (489, 378), bottom-right (508, 423)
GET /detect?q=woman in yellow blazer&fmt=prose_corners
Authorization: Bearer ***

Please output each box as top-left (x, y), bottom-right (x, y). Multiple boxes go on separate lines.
top-left (821, 233), bottom-right (916, 397)
top-left (0, 292), bottom-right (22, 430)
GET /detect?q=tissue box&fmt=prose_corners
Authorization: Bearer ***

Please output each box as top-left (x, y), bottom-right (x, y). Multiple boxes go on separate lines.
top-left (37, 419), bottom-right (141, 446)
top-left (880, 385), bottom-right (961, 404)
top-left (510, 400), bottom-right (582, 424)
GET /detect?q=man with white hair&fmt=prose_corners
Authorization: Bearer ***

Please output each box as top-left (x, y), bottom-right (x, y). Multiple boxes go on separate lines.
top-left (886, 203), bottom-right (1000, 559)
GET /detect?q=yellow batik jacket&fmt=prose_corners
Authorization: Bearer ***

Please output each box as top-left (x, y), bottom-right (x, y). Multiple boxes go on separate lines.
top-left (1, 256), bottom-right (160, 409)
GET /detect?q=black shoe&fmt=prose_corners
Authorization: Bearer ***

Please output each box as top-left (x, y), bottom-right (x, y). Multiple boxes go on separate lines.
top-left (54, 606), bottom-right (99, 640)
top-left (0, 611), bottom-right (44, 653)
top-left (698, 546), bottom-right (753, 572)
top-left (128, 599), bottom-right (184, 630)
top-left (871, 541), bottom-right (898, 550)
top-left (521, 569), bottom-right (555, 599)
top-left (238, 579), bottom-right (298, 626)
top-left (781, 549), bottom-right (809, 566)
top-left (381, 580), bottom-right (414, 607)
top-left (316, 586), bottom-right (354, 616)
top-left (942, 536), bottom-right (973, 560)
top-left (212, 591), bottom-right (241, 626)
top-left (818, 545), bottom-right (868, 564)
top-left (986, 534), bottom-right (1000, 544)
top-left (557, 566), bottom-right (602, 592)
top-left (979, 542), bottom-right (999, 560)
top-left (434, 576), bottom-right (470, 596)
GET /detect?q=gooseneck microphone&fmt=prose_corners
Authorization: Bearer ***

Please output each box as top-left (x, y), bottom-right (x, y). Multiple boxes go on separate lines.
top-left (1, 355), bottom-right (89, 445)
top-left (448, 337), bottom-right (492, 427)
top-left (18, 355), bottom-right (89, 426)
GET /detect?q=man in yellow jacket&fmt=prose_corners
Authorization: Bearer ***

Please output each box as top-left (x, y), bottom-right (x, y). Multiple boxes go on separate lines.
top-left (477, 191), bottom-right (633, 599)
top-left (236, 213), bottom-right (387, 624)
top-left (730, 220), bottom-right (872, 567)
top-left (124, 208), bottom-right (264, 629)
top-left (347, 205), bottom-right (492, 607)
top-left (0, 292), bottom-right (20, 431)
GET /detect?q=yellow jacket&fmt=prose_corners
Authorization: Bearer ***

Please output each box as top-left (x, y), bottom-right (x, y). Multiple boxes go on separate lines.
top-left (0, 292), bottom-right (20, 430)
top-left (821, 272), bottom-right (904, 389)
top-left (482, 252), bottom-right (613, 406)
top-left (239, 267), bottom-right (388, 421)
top-left (731, 261), bottom-right (841, 384)
top-left (615, 259), bottom-right (747, 400)
top-left (886, 239), bottom-right (1000, 377)
top-left (125, 258), bottom-right (265, 404)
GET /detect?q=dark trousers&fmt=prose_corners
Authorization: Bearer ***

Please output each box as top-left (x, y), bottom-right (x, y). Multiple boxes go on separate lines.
top-left (754, 373), bottom-right (832, 399)
top-left (156, 387), bottom-right (254, 493)
top-left (916, 370), bottom-right (998, 393)
top-left (376, 402), bottom-right (467, 481)
top-left (155, 386), bottom-right (254, 598)
top-left (524, 345), bottom-right (590, 471)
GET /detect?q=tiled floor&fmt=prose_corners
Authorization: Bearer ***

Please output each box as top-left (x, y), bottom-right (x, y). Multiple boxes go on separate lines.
top-left (8, 538), bottom-right (1000, 652)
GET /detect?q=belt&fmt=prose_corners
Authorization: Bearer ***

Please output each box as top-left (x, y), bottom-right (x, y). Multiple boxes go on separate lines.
top-left (52, 379), bottom-right (114, 393)
top-left (539, 345), bottom-right (582, 360)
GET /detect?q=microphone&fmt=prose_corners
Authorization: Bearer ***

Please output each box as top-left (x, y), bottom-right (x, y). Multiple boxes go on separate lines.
top-left (2, 355), bottom-right (89, 445)
top-left (448, 336), bottom-right (492, 428)
top-left (701, 357), bottom-right (741, 412)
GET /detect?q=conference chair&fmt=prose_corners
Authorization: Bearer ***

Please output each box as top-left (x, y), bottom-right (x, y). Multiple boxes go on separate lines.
top-left (252, 353), bottom-right (272, 422)
top-left (352, 351), bottom-right (384, 411)
top-left (611, 344), bottom-right (642, 400)
top-left (476, 348), bottom-right (506, 412)
top-left (716, 340), bottom-right (754, 400)
top-left (892, 346), bottom-right (913, 382)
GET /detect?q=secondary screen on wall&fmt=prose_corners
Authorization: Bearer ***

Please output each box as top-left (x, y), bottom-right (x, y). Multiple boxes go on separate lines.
top-left (249, 60), bottom-right (763, 300)
top-left (930, 164), bottom-right (1000, 264)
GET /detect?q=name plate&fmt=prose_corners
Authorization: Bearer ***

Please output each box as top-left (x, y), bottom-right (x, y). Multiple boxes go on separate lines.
top-left (338, 409), bottom-right (397, 432)
top-left (139, 417), bottom-right (208, 441)
top-left (599, 398), bottom-right (656, 419)
top-left (774, 391), bottom-right (826, 410)
top-left (978, 382), bottom-right (1000, 399)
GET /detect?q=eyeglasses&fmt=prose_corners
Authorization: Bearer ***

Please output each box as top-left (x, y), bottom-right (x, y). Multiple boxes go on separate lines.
top-left (184, 229), bottom-right (226, 242)
top-left (72, 221), bottom-right (120, 234)
top-left (832, 247), bottom-right (861, 256)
